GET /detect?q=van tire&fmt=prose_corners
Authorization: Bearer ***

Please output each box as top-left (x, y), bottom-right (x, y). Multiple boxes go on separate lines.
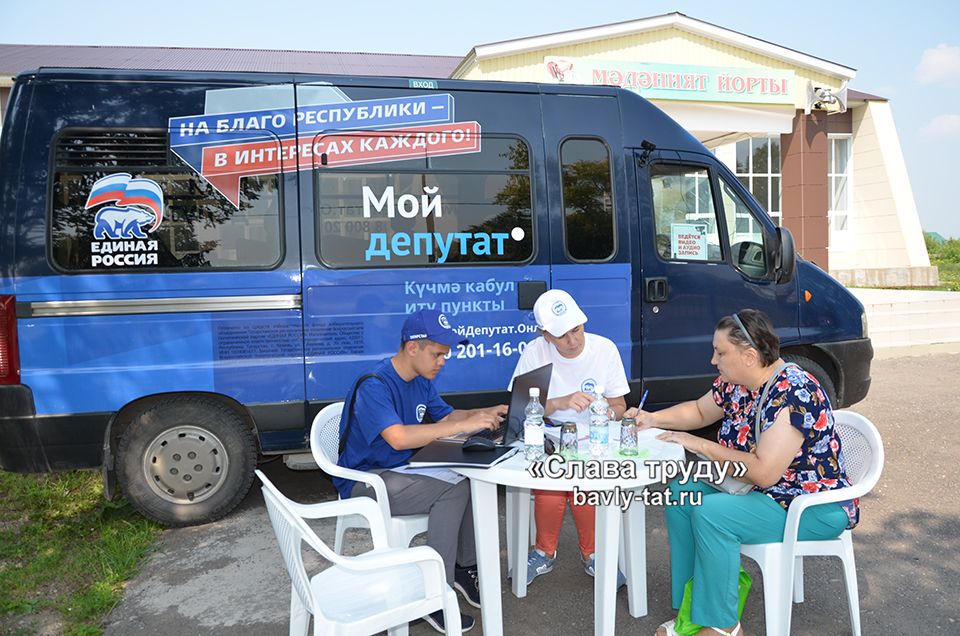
top-left (782, 355), bottom-right (838, 408)
top-left (117, 396), bottom-right (257, 527)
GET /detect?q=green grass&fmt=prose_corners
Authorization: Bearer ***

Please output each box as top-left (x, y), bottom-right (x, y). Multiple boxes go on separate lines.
top-left (924, 235), bottom-right (960, 291)
top-left (0, 471), bottom-right (161, 636)
top-left (935, 262), bottom-right (960, 291)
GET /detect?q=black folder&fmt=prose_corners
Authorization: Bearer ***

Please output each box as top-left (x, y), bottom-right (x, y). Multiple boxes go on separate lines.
top-left (407, 441), bottom-right (517, 468)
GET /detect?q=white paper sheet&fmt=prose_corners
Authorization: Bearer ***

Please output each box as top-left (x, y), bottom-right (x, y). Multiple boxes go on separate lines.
top-left (389, 465), bottom-right (466, 485)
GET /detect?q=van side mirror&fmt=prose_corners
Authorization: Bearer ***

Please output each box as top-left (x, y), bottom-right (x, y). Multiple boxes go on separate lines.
top-left (775, 227), bottom-right (796, 284)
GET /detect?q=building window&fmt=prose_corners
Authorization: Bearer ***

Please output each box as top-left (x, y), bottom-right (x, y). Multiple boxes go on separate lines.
top-left (829, 135), bottom-right (852, 238)
top-left (735, 136), bottom-right (781, 227)
top-left (561, 138), bottom-right (615, 261)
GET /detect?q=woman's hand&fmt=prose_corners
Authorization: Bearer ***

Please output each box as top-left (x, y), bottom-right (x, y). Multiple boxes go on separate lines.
top-left (656, 430), bottom-right (704, 454)
top-left (623, 407), bottom-right (657, 430)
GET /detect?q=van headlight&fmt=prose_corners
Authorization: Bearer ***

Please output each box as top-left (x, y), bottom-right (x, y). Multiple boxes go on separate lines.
top-left (861, 311), bottom-right (869, 339)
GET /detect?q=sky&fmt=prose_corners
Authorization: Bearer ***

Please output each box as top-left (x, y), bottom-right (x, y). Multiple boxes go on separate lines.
top-left (2, 0), bottom-right (959, 238)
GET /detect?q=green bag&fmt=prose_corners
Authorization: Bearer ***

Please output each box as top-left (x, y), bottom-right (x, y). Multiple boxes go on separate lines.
top-left (673, 567), bottom-right (752, 636)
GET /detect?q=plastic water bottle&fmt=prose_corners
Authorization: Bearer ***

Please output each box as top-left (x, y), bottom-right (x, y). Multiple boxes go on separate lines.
top-left (589, 387), bottom-right (610, 458)
top-left (523, 387), bottom-right (545, 461)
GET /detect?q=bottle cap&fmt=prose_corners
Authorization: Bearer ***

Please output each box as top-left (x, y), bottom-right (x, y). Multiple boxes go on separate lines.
top-left (594, 385), bottom-right (605, 395)
top-left (529, 387), bottom-right (540, 397)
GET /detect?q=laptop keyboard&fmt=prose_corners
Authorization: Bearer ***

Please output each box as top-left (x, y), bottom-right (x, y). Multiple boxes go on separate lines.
top-left (469, 424), bottom-right (504, 441)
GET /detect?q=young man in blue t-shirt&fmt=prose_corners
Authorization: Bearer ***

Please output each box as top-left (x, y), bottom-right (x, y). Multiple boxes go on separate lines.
top-left (335, 309), bottom-right (506, 633)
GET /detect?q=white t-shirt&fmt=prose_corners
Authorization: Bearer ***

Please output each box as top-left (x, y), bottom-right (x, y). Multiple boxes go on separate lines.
top-left (508, 332), bottom-right (629, 425)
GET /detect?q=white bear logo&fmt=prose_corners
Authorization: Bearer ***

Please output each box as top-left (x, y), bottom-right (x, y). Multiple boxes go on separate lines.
top-left (93, 206), bottom-right (157, 239)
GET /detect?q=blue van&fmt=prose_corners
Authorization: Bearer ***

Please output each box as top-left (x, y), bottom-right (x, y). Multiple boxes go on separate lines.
top-left (0, 68), bottom-right (871, 525)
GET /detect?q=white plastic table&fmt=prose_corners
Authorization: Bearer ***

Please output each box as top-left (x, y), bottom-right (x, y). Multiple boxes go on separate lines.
top-left (454, 428), bottom-right (685, 636)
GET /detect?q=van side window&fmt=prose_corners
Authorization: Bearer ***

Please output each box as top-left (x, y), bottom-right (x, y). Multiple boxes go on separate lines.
top-left (719, 175), bottom-right (768, 278)
top-left (650, 164), bottom-right (722, 262)
top-left (560, 139), bottom-right (614, 261)
top-left (315, 136), bottom-right (533, 267)
top-left (50, 129), bottom-right (282, 271)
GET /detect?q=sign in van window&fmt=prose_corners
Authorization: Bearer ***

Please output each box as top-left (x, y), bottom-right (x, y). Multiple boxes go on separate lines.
top-left (670, 223), bottom-right (709, 260)
top-left (315, 136), bottom-right (533, 267)
top-left (51, 167), bottom-right (281, 271)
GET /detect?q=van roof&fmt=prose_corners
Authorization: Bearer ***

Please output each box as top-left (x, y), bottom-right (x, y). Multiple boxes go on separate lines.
top-left (18, 67), bottom-right (708, 155)
top-left (22, 66), bottom-right (597, 93)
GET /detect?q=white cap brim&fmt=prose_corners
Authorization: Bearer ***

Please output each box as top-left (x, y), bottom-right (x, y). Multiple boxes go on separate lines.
top-left (541, 308), bottom-right (587, 338)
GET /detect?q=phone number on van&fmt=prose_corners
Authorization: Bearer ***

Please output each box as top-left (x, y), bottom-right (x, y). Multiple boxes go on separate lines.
top-left (447, 341), bottom-right (529, 360)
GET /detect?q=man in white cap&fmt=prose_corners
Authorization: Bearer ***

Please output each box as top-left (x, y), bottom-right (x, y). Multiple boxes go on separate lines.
top-left (508, 289), bottom-right (629, 586)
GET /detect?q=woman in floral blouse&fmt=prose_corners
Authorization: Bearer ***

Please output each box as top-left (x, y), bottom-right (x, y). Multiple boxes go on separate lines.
top-left (624, 308), bottom-right (858, 636)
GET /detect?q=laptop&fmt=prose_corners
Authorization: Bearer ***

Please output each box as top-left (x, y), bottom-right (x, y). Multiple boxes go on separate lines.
top-left (441, 363), bottom-right (553, 446)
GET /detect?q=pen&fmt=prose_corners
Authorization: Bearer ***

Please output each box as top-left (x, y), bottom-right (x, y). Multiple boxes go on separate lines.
top-left (637, 389), bottom-right (649, 412)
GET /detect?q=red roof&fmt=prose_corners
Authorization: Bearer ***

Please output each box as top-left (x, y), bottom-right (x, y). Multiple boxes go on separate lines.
top-left (0, 43), bottom-right (462, 78)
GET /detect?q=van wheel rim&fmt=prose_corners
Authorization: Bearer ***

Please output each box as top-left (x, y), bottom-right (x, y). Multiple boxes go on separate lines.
top-left (142, 425), bottom-right (230, 505)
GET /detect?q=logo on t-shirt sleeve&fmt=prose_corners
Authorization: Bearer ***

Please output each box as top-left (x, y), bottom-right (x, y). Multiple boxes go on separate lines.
top-left (416, 404), bottom-right (427, 422)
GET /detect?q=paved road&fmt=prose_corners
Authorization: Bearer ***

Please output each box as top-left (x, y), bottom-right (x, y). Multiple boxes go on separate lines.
top-left (103, 353), bottom-right (960, 635)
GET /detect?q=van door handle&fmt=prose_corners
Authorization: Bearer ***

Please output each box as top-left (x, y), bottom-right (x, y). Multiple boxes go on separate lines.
top-left (645, 277), bottom-right (669, 302)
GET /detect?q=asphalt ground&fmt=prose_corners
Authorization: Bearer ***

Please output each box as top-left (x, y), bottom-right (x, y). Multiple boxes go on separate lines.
top-left (102, 352), bottom-right (960, 636)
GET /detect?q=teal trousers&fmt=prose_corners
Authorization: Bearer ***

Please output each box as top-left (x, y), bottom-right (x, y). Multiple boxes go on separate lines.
top-left (664, 479), bottom-right (849, 627)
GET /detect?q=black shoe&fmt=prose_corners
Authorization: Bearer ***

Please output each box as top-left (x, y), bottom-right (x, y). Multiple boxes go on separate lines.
top-left (453, 565), bottom-right (481, 608)
top-left (422, 609), bottom-right (475, 633)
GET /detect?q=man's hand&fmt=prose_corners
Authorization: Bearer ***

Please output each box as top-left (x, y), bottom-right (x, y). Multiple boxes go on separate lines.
top-left (456, 409), bottom-right (503, 433)
top-left (549, 391), bottom-right (593, 414)
top-left (383, 404), bottom-right (506, 450)
top-left (484, 404), bottom-right (508, 420)
top-left (442, 404), bottom-right (506, 435)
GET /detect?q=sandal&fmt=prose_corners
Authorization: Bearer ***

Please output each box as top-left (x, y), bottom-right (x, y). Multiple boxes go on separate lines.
top-left (709, 623), bottom-right (741, 636)
top-left (656, 618), bottom-right (741, 636)
top-left (655, 619), bottom-right (680, 636)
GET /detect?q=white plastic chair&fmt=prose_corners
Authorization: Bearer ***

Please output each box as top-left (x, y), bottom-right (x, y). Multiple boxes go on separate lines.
top-left (740, 410), bottom-right (884, 636)
top-left (255, 469), bottom-right (462, 636)
top-left (310, 402), bottom-right (429, 552)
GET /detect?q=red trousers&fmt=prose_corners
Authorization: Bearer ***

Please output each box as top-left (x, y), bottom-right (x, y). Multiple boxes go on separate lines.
top-left (533, 489), bottom-right (595, 558)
